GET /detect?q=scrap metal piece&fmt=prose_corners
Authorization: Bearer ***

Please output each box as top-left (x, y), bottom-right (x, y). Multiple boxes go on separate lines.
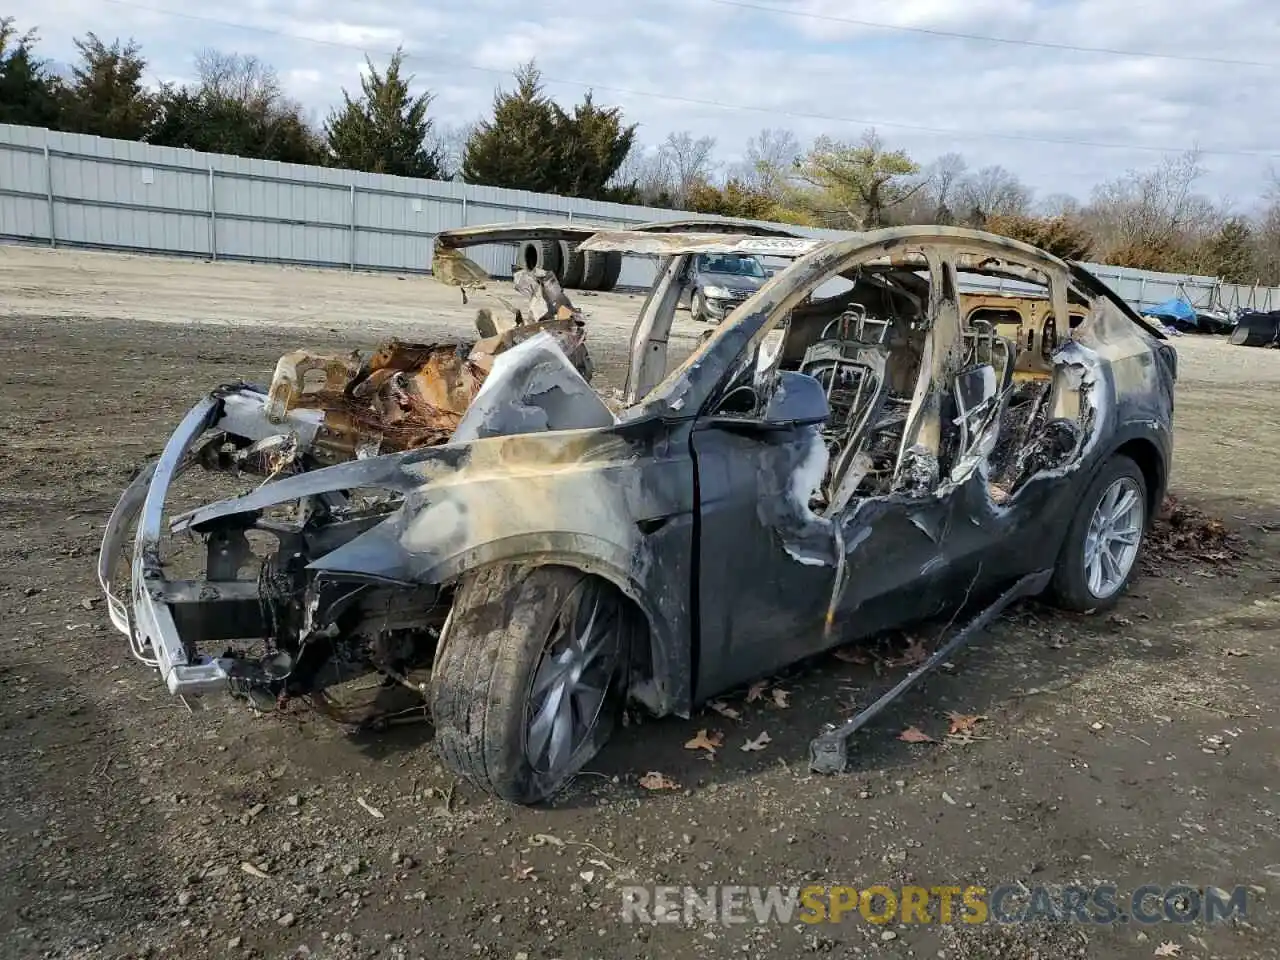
top-left (808, 568), bottom-right (1054, 775)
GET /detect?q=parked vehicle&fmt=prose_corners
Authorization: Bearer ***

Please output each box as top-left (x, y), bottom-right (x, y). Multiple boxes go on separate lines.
top-left (678, 251), bottom-right (769, 322)
top-left (98, 221), bottom-right (1176, 804)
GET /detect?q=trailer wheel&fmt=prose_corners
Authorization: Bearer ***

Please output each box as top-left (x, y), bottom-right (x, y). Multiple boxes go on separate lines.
top-left (558, 241), bottom-right (586, 289)
top-left (516, 239), bottom-right (564, 278)
top-left (579, 250), bottom-right (609, 291)
top-left (597, 250), bottom-right (623, 292)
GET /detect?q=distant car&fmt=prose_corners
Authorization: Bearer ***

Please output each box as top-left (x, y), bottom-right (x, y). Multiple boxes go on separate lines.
top-left (679, 251), bottom-right (769, 322)
top-left (99, 221), bottom-right (1176, 805)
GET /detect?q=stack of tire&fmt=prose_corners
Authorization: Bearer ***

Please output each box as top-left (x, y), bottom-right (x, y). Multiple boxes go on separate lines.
top-left (516, 239), bottom-right (623, 293)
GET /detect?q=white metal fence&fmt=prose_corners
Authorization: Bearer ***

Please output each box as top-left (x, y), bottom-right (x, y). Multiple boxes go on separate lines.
top-left (2, 123), bottom-right (1277, 314)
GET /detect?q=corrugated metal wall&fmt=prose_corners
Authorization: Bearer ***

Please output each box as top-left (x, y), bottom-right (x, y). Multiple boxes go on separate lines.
top-left (2, 122), bottom-right (1277, 313)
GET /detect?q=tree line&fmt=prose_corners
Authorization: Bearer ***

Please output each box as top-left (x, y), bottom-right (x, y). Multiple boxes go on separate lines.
top-left (4, 16), bottom-right (1279, 285)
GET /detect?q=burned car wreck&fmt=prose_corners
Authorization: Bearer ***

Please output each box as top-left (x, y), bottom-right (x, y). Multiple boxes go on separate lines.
top-left (99, 221), bottom-right (1177, 804)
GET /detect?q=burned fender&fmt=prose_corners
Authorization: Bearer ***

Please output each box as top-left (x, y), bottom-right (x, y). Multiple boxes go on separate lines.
top-left (172, 425), bottom-right (697, 717)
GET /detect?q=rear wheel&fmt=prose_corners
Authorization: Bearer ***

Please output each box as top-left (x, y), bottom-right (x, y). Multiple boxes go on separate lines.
top-left (430, 565), bottom-right (630, 804)
top-left (1048, 455), bottom-right (1148, 612)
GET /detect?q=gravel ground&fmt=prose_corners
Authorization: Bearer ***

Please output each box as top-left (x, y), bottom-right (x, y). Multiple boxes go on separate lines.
top-left (1, 246), bottom-right (1279, 960)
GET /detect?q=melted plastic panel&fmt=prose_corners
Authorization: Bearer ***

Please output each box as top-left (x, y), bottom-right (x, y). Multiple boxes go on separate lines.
top-left (452, 333), bottom-right (616, 442)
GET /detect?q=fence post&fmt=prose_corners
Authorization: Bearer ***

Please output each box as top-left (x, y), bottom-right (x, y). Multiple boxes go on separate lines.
top-left (43, 144), bottom-right (55, 248)
top-left (207, 167), bottom-right (217, 260)
top-left (349, 184), bottom-right (357, 271)
top-left (461, 194), bottom-right (468, 226)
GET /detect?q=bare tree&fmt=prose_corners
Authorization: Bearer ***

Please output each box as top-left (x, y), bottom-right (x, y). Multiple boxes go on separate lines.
top-left (1037, 192), bottom-right (1084, 218)
top-left (735, 127), bottom-right (801, 195)
top-left (659, 131), bottom-right (718, 207)
top-left (607, 143), bottom-right (672, 203)
top-left (957, 164), bottom-right (1032, 222)
top-left (431, 121), bottom-right (473, 180)
top-left (1085, 149), bottom-right (1223, 268)
top-left (194, 49), bottom-right (283, 111)
top-left (924, 152), bottom-right (967, 222)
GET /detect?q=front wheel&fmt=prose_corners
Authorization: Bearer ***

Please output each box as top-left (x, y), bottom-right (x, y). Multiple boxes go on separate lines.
top-left (430, 565), bottom-right (630, 804)
top-left (692, 290), bottom-right (708, 322)
top-left (1048, 455), bottom-right (1148, 612)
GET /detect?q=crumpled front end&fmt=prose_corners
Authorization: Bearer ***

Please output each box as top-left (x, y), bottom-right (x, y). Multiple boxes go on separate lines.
top-left (96, 380), bottom-right (446, 708)
top-left (98, 271), bottom-right (598, 714)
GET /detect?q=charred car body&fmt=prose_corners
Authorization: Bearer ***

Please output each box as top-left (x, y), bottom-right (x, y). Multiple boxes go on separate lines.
top-left (99, 220), bottom-right (1176, 804)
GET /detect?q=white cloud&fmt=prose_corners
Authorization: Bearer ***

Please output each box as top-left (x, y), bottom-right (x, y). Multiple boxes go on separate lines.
top-left (17, 0), bottom-right (1280, 203)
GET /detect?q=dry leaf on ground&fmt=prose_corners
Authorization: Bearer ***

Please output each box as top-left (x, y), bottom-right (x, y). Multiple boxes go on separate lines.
top-left (746, 681), bottom-right (768, 702)
top-left (833, 647), bottom-right (872, 664)
top-left (771, 688), bottom-right (791, 708)
top-left (947, 712), bottom-right (987, 735)
top-left (638, 771), bottom-right (680, 791)
top-left (898, 726), bottom-right (937, 744)
top-left (1153, 943), bottom-right (1182, 958)
top-left (741, 731), bottom-right (772, 752)
top-left (890, 637), bottom-right (929, 667)
top-left (684, 729), bottom-right (724, 756)
top-left (708, 700), bottom-right (742, 720)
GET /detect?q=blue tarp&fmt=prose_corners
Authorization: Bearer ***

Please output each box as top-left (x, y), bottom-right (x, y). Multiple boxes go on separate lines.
top-left (1144, 298), bottom-right (1198, 324)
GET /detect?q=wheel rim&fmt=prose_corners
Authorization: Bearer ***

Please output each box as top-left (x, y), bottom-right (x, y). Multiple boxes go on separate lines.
top-left (524, 579), bottom-right (620, 778)
top-left (1084, 476), bottom-right (1143, 599)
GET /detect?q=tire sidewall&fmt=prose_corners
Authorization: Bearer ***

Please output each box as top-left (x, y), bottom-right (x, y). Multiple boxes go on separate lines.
top-left (1050, 455), bottom-right (1148, 612)
top-left (434, 565), bottom-right (626, 804)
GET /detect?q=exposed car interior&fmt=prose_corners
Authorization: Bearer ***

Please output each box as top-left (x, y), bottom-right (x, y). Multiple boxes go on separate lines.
top-left (708, 247), bottom-right (1097, 516)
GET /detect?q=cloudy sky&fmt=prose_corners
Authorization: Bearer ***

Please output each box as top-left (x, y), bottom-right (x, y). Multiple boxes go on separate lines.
top-left (14, 0), bottom-right (1280, 208)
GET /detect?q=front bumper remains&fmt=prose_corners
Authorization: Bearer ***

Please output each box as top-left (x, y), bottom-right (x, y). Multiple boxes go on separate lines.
top-left (97, 386), bottom-right (325, 696)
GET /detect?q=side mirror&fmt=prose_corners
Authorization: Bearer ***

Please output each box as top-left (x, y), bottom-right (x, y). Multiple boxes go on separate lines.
top-left (762, 370), bottom-right (830, 427)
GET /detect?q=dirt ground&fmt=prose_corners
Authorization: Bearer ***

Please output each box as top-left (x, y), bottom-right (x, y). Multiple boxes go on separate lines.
top-left (2, 245), bottom-right (1279, 960)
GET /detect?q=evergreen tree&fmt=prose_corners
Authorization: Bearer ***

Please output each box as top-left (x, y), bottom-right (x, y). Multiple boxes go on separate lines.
top-left (1202, 217), bottom-right (1255, 283)
top-left (0, 17), bottom-right (63, 128)
top-left (324, 48), bottom-right (441, 178)
top-left (462, 62), bottom-right (635, 199)
top-left (151, 86), bottom-right (321, 163)
top-left (558, 91), bottom-right (636, 199)
top-left (461, 61), bottom-right (561, 193)
top-left (61, 32), bottom-right (156, 141)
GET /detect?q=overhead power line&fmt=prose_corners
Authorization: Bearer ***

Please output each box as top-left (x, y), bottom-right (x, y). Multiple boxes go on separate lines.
top-left (700, 0), bottom-right (1280, 69)
top-left (92, 0), bottom-right (1280, 159)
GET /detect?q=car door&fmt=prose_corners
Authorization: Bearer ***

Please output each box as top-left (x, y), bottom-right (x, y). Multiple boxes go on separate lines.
top-left (690, 252), bottom-right (982, 700)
